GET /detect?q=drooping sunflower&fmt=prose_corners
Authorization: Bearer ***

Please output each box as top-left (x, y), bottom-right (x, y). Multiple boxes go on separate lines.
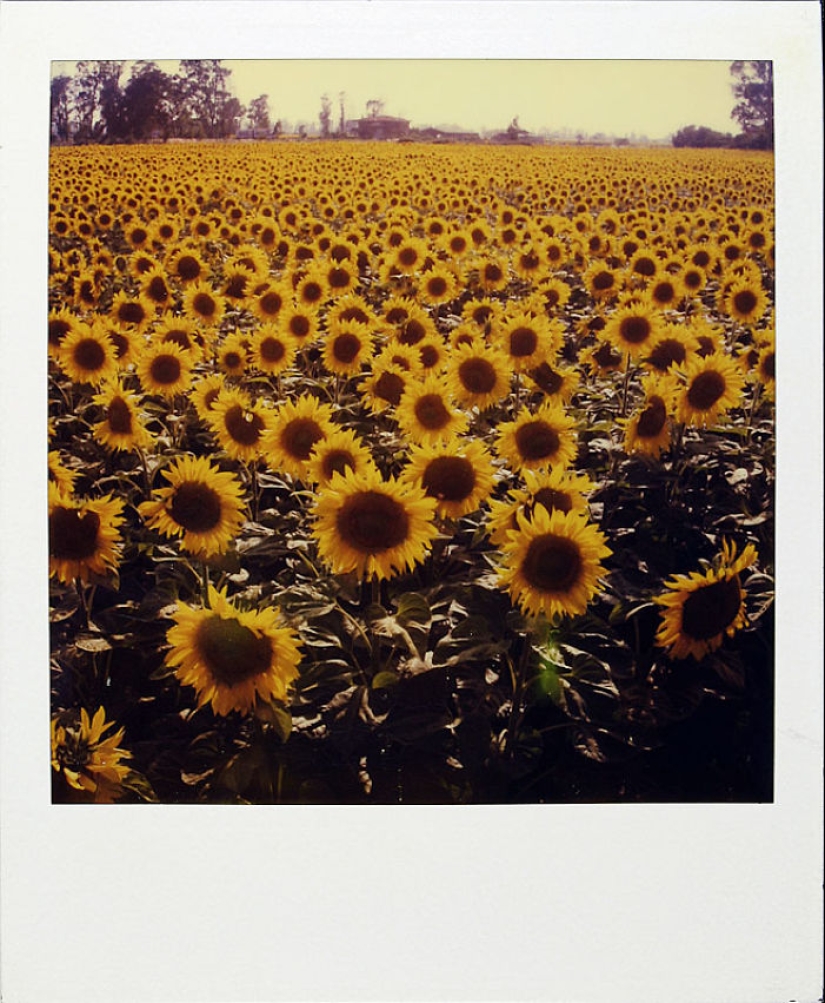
top-left (399, 438), bottom-right (496, 520)
top-left (48, 483), bottom-right (125, 585)
top-left (322, 321), bottom-right (374, 376)
top-left (91, 380), bottom-right (156, 452)
top-left (204, 382), bottom-right (268, 458)
top-left (139, 454), bottom-right (247, 558)
top-left (447, 342), bottom-right (513, 411)
top-left (136, 340), bottom-right (194, 398)
top-left (486, 467), bottom-right (593, 548)
top-left (51, 707), bottom-right (132, 803)
top-left (495, 401), bottom-right (578, 473)
top-left (57, 321), bottom-right (119, 387)
top-left (395, 375), bottom-right (469, 447)
top-left (654, 540), bottom-right (758, 660)
top-left (497, 507), bottom-right (612, 622)
top-left (165, 584), bottom-right (302, 716)
top-left (673, 352), bottom-right (746, 428)
top-left (603, 300), bottom-right (663, 360)
top-left (311, 466), bottom-right (438, 582)
top-left (264, 393), bottom-right (336, 480)
top-left (620, 373), bottom-right (674, 458)
top-left (305, 427), bottom-right (378, 488)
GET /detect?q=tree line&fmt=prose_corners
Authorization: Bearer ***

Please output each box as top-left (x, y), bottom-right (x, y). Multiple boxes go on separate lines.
top-left (672, 62), bottom-right (774, 150)
top-left (50, 60), bottom-right (275, 144)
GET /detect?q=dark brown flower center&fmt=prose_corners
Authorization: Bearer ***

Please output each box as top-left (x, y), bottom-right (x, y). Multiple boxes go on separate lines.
top-left (118, 301), bottom-right (146, 326)
top-left (636, 395), bottom-right (667, 437)
top-left (196, 615), bottom-right (273, 686)
top-left (129, 227), bottom-right (148, 246)
top-left (192, 293), bottom-right (217, 318)
top-left (374, 371), bottom-right (404, 406)
top-left (593, 341), bottom-right (621, 368)
top-left (74, 338), bottom-right (106, 372)
top-left (647, 338), bottom-right (686, 371)
top-left (687, 370), bottom-right (726, 411)
top-left (414, 394), bottom-right (451, 430)
top-left (619, 316), bottom-right (652, 345)
top-left (652, 281), bottom-right (676, 305)
top-left (760, 351), bottom-right (775, 381)
top-left (225, 274), bottom-right (248, 299)
top-left (483, 263), bottom-right (503, 283)
top-left (398, 247), bottom-right (419, 268)
top-left (508, 327), bottom-right (538, 357)
top-left (260, 336), bottom-right (285, 363)
top-left (177, 255), bottom-right (202, 281)
top-left (288, 314), bottom-right (311, 338)
top-left (259, 291), bottom-right (283, 316)
top-left (147, 277), bottom-right (169, 303)
top-left (400, 319), bottom-right (426, 346)
top-left (222, 351), bottom-right (243, 371)
top-left (633, 257), bottom-right (657, 277)
top-left (339, 306), bottom-right (369, 324)
top-left (592, 270), bottom-right (614, 291)
top-left (733, 289), bottom-right (758, 315)
top-left (224, 404), bottom-right (264, 446)
top-left (49, 318), bottom-right (71, 347)
top-left (691, 249), bottom-right (711, 268)
top-left (530, 363), bottom-right (563, 395)
top-left (150, 353), bottom-right (182, 386)
top-left (50, 507), bottom-right (100, 561)
top-left (385, 306), bottom-right (409, 325)
top-left (521, 534), bottom-right (582, 593)
top-left (681, 577), bottom-right (742, 640)
top-left (458, 357), bottom-right (497, 394)
top-left (515, 420), bottom-right (560, 462)
top-left (520, 251), bottom-right (540, 271)
top-left (332, 332), bottom-right (361, 363)
top-left (422, 456), bottom-right (476, 503)
top-left (321, 449), bottom-right (356, 480)
top-left (336, 490), bottom-right (410, 553)
top-left (170, 481), bottom-right (222, 532)
top-left (107, 396), bottom-right (133, 434)
top-left (301, 281), bottom-right (323, 304)
top-left (531, 487), bottom-right (572, 515)
top-left (282, 417), bottom-right (324, 460)
top-left (162, 329), bottom-right (192, 351)
top-left (426, 276), bottom-right (448, 297)
top-left (419, 344), bottom-right (440, 369)
top-left (328, 267), bottom-right (351, 289)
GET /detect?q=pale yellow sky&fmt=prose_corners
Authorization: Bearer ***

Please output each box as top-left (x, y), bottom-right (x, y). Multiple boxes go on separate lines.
top-left (54, 59), bottom-right (739, 138)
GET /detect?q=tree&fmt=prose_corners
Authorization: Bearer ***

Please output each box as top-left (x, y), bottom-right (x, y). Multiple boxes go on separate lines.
top-left (338, 92), bottom-right (346, 135)
top-left (730, 61), bottom-right (774, 149)
top-left (179, 59), bottom-right (233, 138)
top-left (50, 75), bottom-right (72, 142)
top-left (70, 61), bottom-right (125, 141)
top-left (672, 124), bottom-right (734, 149)
top-left (247, 94), bottom-right (270, 138)
top-left (366, 99), bottom-right (384, 119)
top-left (319, 94), bottom-right (332, 137)
top-left (121, 62), bottom-right (173, 140)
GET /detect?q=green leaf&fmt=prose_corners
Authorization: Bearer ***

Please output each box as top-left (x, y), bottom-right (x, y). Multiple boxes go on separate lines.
top-left (75, 634), bottom-right (112, 653)
top-left (372, 670), bottom-right (400, 689)
top-left (395, 592), bottom-right (432, 626)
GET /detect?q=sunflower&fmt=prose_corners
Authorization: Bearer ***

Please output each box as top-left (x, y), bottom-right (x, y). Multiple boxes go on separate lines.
top-left (221, 263), bottom-right (255, 304)
top-left (48, 450), bottom-right (78, 495)
top-left (216, 331), bottom-right (250, 377)
top-left (527, 360), bottom-right (580, 403)
top-left (58, 321), bottom-right (119, 387)
top-left (189, 373), bottom-right (227, 423)
top-left (495, 401), bottom-right (578, 473)
top-left (447, 342), bottom-right (513, 411)
top-left (381, 294), bottom-right (417, 328)
top-left (620, 373), bottom-right (674, 458)
top-left (475, 255), bottom-right (510, 293)
top-left (167, 245), bottom-right (208, 285)
top-left (207, 386), bottom-right (271, 463)
top-left (72, 269), bottom-right (102, 311)
top-left (48, 307), bottom-right (82, 358)
top-left (674, 352), bottom-right (746, 428)
top-left (294, 269), bottom-right (328, 310)
top-left (264, 393), bottom-right (336, 480)
top-left (124, 220), bottom-right (152, 252)
top-left (140, 266), bottom-right (174, 311)
top-left (628, 250), bottom-right (660, 281)
top-left (532, 276), bottom-right (571, 315)
top-left (461, 296), bottom-right (504, 336)
top-left (51, 707), bottom-right (132, 803)
top-left (305, 428), bottom-right (378, 488)
top-left (603, 301), bottom-right (662, 360)
top-left (399, 438), bottom-right (496, 520)
top-left (250, 281), bottom-right (291, 324)
top-left (497, 507), bottom-right (611, 622)
top-left (654, 540), bottom-right (758, 660)
top-left (486, 467), bottom-right (593, 548)
top-left (91, 380), bottom-right (156, 452)
top-left (584, 262), bottom-right (623, 302)
top-left (48, 483), bottom-right (125, 585)
top-left (720, 279), bottom-right (769, 326)
top-left (388, 236), bottom-right (429, 277)
top-left (139, 454), bottom-right (247, 558)
top-left (327, 293), bottom-right (378, 333)
top-left (417, 265), bottom-right (459, 306)
top-left (136, 340), bottom-right (194, 398)
top-left (373, 341), bottom-right (423, 376)
top-left (110, 291), bottom-right (152, 333)
top-left (755, 336), bottom-right (776, 398)
top-left (251, 323), bottom-right (297, 376)
top-left (278, 302), bottom-right (320, 346)
top-left (322, 321), bottom-right (374, 376)
top-left (416, 336), bottom-right (448, 375)
top-left (321, 259), bottom-right (359, 298)
top-left (393, 306), bottom-right (438, 347)
top-left (359, 363), bottom-right (411, 414)
top-left (499, 311), bottom-right (557, 373)
top-left (687, 318), bottom-right (726, 358)
top-left (183, 281), bottom-right (225, 328)
top-left (312, 466), bottom-right (438, 581)
top-left (154, 318), bottom-right (205, 360)
top-left (643, 324), bottom-right (699, 374)
top-left (395, 375), bottom-right (468, 447)
top-left (165, 584), bottom-right (302, 716)
top-left (512, 243), bottom-right (547, 283)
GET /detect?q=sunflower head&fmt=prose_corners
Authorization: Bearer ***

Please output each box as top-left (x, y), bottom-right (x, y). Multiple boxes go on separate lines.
top-left (51, 707), bottom-right (132, 803)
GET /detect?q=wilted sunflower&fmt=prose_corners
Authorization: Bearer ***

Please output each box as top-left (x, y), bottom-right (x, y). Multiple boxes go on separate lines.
top-left (91, 380), bottom-right (156, 452)
top-left (495, 401), bottom-right (578, 473)
top-left (400, 438), bottom-right (496, 520)
top-left (620, 374), bottom-right (674, 458)
top-left (498, 507), bottom-right (611, 622)
top-left (305, 427), bottom-right (378, 488)
top-left (205, 386), bottom-right (270, 462)
top-left (674, 352), bottom-right (746, 428)
top-left (264, 393), bottom-right (336, 480)
top-left (165, 584), bottom-right (302, 716)
top-left (51, 707), bottom-right (132, 803)
top-left (58, 320), bottom-right (119, 387)
top-left (48, 483), bottom-right (125, 584)
top-left (395, 375), bottom-right (468, 446)
top-left (139, 454), bottom-right (247, 558)
top-left (654, 540), bottom-right (758, 660)
top-left (486, 467), bottom-right (593, 548)
top-left (312, 466), bottom-right (438, 581)
top-left (136, 341), bottom-right (194, 398)
top-left (447, 342), bottom-right (513, 410)
top-left (322, 321), bottom-right (374, 376)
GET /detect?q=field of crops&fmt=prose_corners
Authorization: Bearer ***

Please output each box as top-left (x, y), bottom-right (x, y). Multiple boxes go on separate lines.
top-left (47, 141), bottom-right (775, 803)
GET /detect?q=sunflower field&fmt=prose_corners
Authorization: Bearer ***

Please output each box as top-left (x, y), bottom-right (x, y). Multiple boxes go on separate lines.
top-left (48, 141), bottom-right (775, 804)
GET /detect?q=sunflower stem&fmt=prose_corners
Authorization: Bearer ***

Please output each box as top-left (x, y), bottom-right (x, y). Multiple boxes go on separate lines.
top-left (620, 355), bottom-right (634, 418)
top-left (201, 562), bottom-right (210, 605)
top-left (136, 446), bottom-right (152, 495)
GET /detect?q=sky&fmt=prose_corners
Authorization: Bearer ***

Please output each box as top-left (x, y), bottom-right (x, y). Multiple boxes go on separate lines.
top-left (53, 59), bottom-right (739, 139)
